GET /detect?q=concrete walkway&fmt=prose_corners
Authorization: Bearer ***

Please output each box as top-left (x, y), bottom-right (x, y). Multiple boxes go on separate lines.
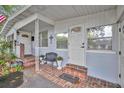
top-left (19, 68), bottom-right (61, 88)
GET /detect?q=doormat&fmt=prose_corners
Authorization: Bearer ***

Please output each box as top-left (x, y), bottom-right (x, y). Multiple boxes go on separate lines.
top-left (59, 73), bottom-right (79, 84)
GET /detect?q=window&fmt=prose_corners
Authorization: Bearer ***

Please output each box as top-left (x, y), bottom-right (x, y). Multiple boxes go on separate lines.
top-left (56, 32), bottom-right (68, 49)
top-left (87, 25), bottom-right (112, 50)
top-left (40, 31), bottom-right (48, 47)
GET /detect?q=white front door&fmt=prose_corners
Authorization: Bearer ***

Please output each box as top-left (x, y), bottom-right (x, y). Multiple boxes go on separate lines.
top-left (68, 25), bottom-right (85, 66)
top-left (120, 21), bottom-right (124, 87)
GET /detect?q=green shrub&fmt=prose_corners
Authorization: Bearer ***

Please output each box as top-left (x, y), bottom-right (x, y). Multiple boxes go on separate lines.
top-left (0, 37), bottom-right (23, 77)
top-left (56, 56), bottom-right (63, 61)
top-left (15, 65), bottom-right (23, 72)
top-left (0, 60), bottom-right (5, 65)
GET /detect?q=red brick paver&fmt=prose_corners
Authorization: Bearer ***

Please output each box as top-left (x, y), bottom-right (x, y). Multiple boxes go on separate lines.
top-left (37, 64), bottom-right (120, 88)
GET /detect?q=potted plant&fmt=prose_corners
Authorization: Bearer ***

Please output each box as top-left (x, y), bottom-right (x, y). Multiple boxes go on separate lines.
top-left (56, 56), bottom-right (63, 70)
top-left (39, 55), bottom-right (45, 64)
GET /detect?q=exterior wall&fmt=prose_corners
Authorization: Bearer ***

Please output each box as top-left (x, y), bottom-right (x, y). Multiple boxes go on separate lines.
top-left (38, 27), bottom-right (68, 66)
top-left (86, 52), bottom-right (118, 83)
top-left (54, 9), bottom-right (119, 83)
top-left (6, 29), bottom-right (32, 57)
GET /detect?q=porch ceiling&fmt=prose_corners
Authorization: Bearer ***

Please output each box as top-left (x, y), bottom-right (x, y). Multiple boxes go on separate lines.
top-left (29, 5), bottom-right (116, 21)
top-left (1, 5), bottom-right (117, 35)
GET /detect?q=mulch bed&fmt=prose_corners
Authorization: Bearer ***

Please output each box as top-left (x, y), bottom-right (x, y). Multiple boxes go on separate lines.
top-left (0, 71), bottom-right (23, 88)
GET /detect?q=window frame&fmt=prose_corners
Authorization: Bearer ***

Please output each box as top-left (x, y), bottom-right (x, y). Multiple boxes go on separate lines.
top-left (86, 25), bottom-right (113, 51)
top-left (40, 31), bottom-right (48, 48)
top-left (56, 32), bottom-right (68, 50)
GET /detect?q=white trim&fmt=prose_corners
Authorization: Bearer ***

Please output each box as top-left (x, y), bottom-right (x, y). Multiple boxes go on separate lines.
top-left (37, 14), bottom-right (55, 25)
top-left (55, 31), bottom-right (68, 34)
top-left (117, 6), bottom-right (124, 22)
top-left (8, 6), bottom-right (32, 21)
top-left (15, 14), bottom-right (38, 30)
top-left (86, 50), bottom-right (116, 54)
top-left (56, 49), bottom-right (68, 51)
top-left (40, 47), bottom-right (48, 49)
top-left (118, 22), bottom-right (121, 85)
top-left (1, 13), bottom-right (37, 35)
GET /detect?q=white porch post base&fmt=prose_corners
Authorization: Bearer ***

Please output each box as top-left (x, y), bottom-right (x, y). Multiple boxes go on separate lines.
top-left (35, 47), bottom-right (40, 71)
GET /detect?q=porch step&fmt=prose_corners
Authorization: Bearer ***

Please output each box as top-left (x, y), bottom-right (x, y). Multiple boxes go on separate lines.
top-left (23, 61), bottom-right (35, 68)
top-left (24, 58), bottom-right (35, 63)
top-left (23, 57), bottom-right (35, 63)
top-left (63, 64), bottom-right (87, 81)
top-left (22, 56), bottom-right (35, 68)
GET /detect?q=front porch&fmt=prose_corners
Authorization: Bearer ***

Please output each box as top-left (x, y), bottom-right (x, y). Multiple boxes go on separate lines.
top-left (21, 64), bottom-right (119, 88)
top-left (2, 6), bottom-right (122, 87)
top-left (21, 56), bottom-right (119, 88)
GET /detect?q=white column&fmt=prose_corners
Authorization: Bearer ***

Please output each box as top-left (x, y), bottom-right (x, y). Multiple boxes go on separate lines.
top-left (35, 19), bottom-right (40, 71)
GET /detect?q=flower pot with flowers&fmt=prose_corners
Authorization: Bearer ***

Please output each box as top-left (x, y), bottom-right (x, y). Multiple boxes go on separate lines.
top-left (56, 56), bottom-right (63, 70)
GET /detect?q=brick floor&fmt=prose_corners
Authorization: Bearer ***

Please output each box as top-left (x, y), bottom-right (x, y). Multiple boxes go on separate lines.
top-left (36, 64), bottom-right (120, 88)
